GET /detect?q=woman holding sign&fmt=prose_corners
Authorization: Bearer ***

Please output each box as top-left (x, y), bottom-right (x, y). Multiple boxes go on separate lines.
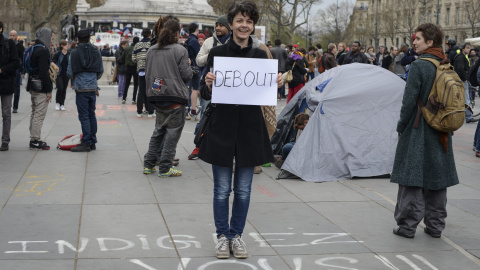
top-left (199, 1), bottom-right (283, 259)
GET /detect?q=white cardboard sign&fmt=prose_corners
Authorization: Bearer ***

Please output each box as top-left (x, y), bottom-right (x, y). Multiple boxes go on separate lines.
top-left (212, 57), bottom-right (278, 106)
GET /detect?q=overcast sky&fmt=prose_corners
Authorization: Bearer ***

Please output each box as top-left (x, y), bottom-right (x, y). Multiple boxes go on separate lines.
top-left (311, 0), bottom-right (354, 15)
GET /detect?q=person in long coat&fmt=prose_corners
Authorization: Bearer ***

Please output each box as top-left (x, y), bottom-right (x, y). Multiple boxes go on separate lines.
top-left (390, 23), bottom-right (459, 239)
top-left (199, 1), bottom-right (283, 259)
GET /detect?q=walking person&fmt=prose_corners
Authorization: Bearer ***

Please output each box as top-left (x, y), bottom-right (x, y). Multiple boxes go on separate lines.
top-left (133, 28), bottom-right (154, 117)
top-left (186, 23), bottom-right (202, 118)
top-left (391, 23), bottom-right (459, 239)
top-left (143, 17), bottom-right (192, 177)
top-left (115, 40), bottom-right (128, 101)
top-left (121, 36), bottom-right (139, 104)
top-left (454, 42), bottom-right (478, 123)
top-left (199, 1), bottom-right (282, 259)
top-left (0, 22), bottom-right (20, 151)
top-left (306, 46), bottom-right (316, 81)
top-left (9, 30), bottom-right (24, 114)
top-left (52, 40), bottom-right (70, 111)
top-left (270, 39), bottom-right (288, 100)
top-left (27, 28), bottom-right (55, 150)
top-left (67, 30), bottom-right (103, 152)
top-left (285, 50), bottom-right (306, 103)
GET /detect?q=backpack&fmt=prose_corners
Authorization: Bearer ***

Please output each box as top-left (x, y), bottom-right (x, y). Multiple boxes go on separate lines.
top-left (23, 44), bottom-right (45, 74)
top-left (415, 58), bottom-right (465, 132)
top-left (469, 59), bottom-right (480, 87)
top-left (57, 134), bottom-right (82, 150)
top-left (317, 54), bottom-right (325, 74)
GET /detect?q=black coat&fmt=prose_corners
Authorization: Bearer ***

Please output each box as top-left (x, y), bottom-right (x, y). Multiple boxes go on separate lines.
top-left (16, 42), bottom-right (25, 73)
top-left (285, 57), bottom-right (307, 88)
top-left (0, 37), bottom-right (20, 95)
top-left (198, 38), bottom-right (274, 168)
top-left (342, 51), bottom-right (369, 64)
top-left (453, 53), bottom-right (469, 81)
top-left (26, 40), bottom-right (52, 93)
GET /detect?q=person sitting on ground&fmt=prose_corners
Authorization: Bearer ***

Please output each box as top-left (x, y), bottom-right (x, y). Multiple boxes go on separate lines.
top-left (274, 113), bottom-right (309, 169)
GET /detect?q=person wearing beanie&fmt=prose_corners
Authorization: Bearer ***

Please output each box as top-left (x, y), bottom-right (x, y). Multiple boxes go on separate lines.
top-left (198, 33), bottom-right (206, 47)
top-left (189, 15), bottom-right (232, 161)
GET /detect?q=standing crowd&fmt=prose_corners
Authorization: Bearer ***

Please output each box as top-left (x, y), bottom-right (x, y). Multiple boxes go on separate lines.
top-left (1, 1), bottom-right (479, 260)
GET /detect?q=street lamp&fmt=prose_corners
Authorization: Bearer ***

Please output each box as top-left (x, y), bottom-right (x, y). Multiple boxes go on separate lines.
top-left (374, 0), bottom-right (379, 49)
top-left (436, 0), bottom-right (440, 25)
top-left (335, 0), bottom-right (339, 44)
top-left (308, 31), bottom-right (312, 46)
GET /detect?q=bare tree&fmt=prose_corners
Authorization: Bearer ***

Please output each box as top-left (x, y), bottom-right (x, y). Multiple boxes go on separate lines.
top-left (15, 0), bottom-right (74, 37)
top-left (398, 0), bottom-right (420, 46)
top-left (379, 4), bottom-right (398, 46)
top-left (263, 0), bottom-right (322, 44)
top-left (465, 0), bottom-right (480, 37)
top-left (207, 0), bottom-right (232, 14)
top-left (313, 1), bottom-right (353, 44)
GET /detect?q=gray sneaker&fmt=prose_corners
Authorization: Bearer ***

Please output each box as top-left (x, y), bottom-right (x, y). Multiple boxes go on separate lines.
top-left (230, 234), bottom-right (248, 259)
top-left (215, 235), bottom-right (230, 259)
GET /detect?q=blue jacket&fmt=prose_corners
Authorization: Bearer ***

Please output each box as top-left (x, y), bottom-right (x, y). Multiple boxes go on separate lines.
top-left (187, 34), bottom-right (200, 66)
top-left (67, 43), bottom-right (104, 91)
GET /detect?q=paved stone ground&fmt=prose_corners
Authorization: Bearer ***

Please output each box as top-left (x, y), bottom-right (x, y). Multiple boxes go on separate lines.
top-left (0, 83), bottom-right (479, 270)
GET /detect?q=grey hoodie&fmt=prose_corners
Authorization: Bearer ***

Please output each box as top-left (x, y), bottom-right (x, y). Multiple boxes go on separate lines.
top-left (35, 28), bottom-right (52, 48)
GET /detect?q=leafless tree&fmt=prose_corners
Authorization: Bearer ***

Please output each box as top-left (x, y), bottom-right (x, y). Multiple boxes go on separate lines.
top-left (15, 0), bottom-right (75, 37)
top-left (313, 1), bottom-right (353, 44)
top-left (465, 0), bottom-right (480, 37)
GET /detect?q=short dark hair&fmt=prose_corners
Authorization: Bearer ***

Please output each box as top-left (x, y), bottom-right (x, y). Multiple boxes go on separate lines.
top-left (132, 36), bottom-right (140, 45)
top-left (316, 44), bottom-right (322, 49)
top-left (353, 41), bottom-right (361, 46)
top-left (415, 23), bottom-right (444, 48)
top-left (308, 46), bottom-right (316, 51)
top-left (275, 39), bottom-right (281, 45)
top-left (141, 28), bottom-right (151, 38)
top-left (59, 40), bottom-right (68, 47)
top-left (120, 40), bottom-right (128, 46)
top-left (227, 1), bottom-right (260, 25)
top-left (462, 42), bottom-right (471, 49)
top-left (188, 22), bottom-right (198, 34)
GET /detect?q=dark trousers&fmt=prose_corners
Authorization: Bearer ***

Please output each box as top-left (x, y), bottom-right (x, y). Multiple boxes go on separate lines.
top-left (76, 92), bottom-right (97, 145)
top-left (122, 72), bottom-right (135, 101)
top-left (137, 75), bottom-right (153, 114)
top-left (13, 69), bottom-right (21, 110)
top-left (1, 94), bottom-right (13, 144)
top-left (56, 73), bottom-right (69, 105)
top-left (144, 105), bottom-right (186, 172)
top-left (394, 185), bottom-right (447, 237)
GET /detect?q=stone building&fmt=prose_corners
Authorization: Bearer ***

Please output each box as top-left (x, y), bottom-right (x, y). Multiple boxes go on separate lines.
top-left (346, 0), bottom-right (480, 49)
top-left (76, 0), bottom-right (218, 37)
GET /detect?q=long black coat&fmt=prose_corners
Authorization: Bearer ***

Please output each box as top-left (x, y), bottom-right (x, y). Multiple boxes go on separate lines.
top-left (0, 37), bottom-right (20, 95)
top-left (198, 38), bottom-right (274, 168)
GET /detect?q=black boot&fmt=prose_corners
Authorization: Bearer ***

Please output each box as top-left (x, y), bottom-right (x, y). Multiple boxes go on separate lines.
top-left (71, 142), bottom-right (91, 152)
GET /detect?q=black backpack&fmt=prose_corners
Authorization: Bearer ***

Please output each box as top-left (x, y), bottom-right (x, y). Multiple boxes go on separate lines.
top-left (469, 59), bottom-right (480, 87)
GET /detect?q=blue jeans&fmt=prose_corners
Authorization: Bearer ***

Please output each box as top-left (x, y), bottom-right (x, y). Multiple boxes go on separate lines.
top-left (281, 142), bottom-right (295, 160)
top-left (465, 81), bottom-right (472, 121)
top-left (278, 84), bottom-right (286, 98)
top-left (76, 92), bottom-right (97, 144)
top-left (306, 72), bottom-right (315, 81)
top-left (212, 165), bottom-right (254, 239)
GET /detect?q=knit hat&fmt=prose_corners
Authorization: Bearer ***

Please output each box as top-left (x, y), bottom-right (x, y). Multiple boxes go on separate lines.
top-left (216, 15), bottom-right (231, 31)
top-left (293, 44), bottom-right (298, 48)
top-left (198, 33), bottom-right (206, 40)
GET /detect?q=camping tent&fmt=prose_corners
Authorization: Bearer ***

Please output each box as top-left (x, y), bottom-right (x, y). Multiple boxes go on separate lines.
top-left (277, 63), bottom-right (406, 182)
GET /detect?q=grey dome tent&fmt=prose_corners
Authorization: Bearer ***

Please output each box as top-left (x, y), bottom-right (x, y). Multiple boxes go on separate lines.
top-left (275, 63), bottom-right (406, 182)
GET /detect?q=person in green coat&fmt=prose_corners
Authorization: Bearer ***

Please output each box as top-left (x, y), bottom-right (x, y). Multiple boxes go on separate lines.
top-left (390, 23), bottom-right (459, 239)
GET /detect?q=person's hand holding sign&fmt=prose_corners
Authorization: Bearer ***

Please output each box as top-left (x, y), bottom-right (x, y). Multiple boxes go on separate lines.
top-left (205, 72), bottom-right (216, 93)
top-left (277, 73), bottom-right (284, 89)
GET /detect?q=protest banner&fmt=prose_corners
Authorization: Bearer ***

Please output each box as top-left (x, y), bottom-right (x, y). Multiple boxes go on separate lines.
top-left (91, 33), bottom-right (121, 47)
top-left (212, 57), bottom-right (278, 106)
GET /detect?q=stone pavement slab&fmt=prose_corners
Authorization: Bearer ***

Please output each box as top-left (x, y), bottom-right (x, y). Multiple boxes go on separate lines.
top-left (0, 84), bottom-right (479, 269)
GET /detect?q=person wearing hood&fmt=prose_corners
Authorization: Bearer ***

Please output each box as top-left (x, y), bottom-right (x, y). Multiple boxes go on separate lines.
top-left (26, 28), bottom-right (54, 150)
top-left (0, 22), bottom-right (20, 151)
top-left (285, 50), bottom-right (307, 103)
top-left (445, 39), bottom-right (459, 64)
top-left (67, 29), bottom-right (104, 152)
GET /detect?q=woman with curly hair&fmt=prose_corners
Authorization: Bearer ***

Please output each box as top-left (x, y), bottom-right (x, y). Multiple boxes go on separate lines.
top-left (142, 17), bottom-right (193, 177)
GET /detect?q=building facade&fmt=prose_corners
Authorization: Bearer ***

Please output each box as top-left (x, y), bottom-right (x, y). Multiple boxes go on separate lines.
top-left (346, 0), bottom-right (480, 49)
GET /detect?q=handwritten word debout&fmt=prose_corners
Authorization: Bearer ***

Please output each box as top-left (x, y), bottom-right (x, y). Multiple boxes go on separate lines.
top-left (214, 71), bottom-right (277, 88)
